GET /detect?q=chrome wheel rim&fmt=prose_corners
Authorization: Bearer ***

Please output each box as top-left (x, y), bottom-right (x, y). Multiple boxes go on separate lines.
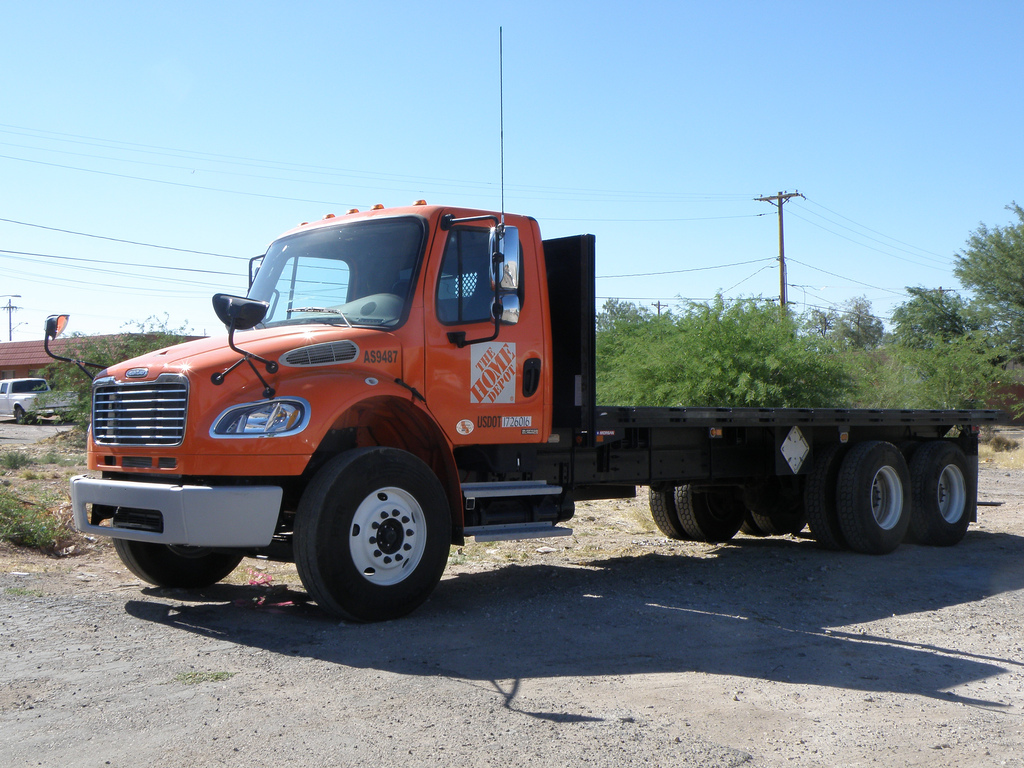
top-left (870, 466), bottom-right (904, 530)
top-left (936, 464), bottom-right (967, 524)
top-left (349, 487), bottom-right (426, 585)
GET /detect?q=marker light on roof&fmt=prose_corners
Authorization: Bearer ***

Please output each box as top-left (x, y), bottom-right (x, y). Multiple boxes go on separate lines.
top-left (322, 213), bottom-right (335, 219)
top-left (347, 209), bottom-right (359, 214)
top-left (414, 199), bottom-right (427, 205)
top-left (372, 204), bottom-right (385, 210)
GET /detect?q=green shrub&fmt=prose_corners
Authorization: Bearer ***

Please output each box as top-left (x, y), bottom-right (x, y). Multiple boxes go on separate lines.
top-left (1, 452), bottom-right (33, 470)
top-left (597, 296), bottom-right (853, 407)
top-left (0, 487), bottom-right (75, 552)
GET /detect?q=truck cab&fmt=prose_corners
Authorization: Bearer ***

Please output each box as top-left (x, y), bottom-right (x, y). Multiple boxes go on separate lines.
top-left (68, 203), bottom-right (566, 620)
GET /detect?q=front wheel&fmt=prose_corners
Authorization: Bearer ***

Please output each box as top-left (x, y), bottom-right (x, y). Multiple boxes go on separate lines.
top-left (13, 405), bottom-right (27, 424)
top-left (113, 539), bottom-right (243, 588)
top-left (294, 447), bottom-right (452, 622)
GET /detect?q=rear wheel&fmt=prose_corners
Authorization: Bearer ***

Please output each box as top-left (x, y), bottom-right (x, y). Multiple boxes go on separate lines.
top-left (836, 441), bottom-right (911, 554)
top-left (294, 447), bottom-right (451, 622)
top-left (909, 441), bottom-right (973, 546)
top-left (113, 539), bottom-right (243, 588)
top-left (648, 486), bottom-right (689, 540)
top-left (743, 479), bottom-right (806, 535)
top-left (675, 485), bottom-right (744, 543)
top-left (739, 510), bottom-right (769, 537)
top-left (804, 443), bottom-right (848, 550)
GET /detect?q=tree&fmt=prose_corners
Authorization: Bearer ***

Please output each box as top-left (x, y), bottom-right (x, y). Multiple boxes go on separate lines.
top-left (954, 202), bottom-right (1024, 358)
top-left (889, 286), bottom-right (981, 349)
top-left (833, 296), bottom-right (884, 349)
top-left (848, 336), bottom-right (1006, 410)
top-left (595, 298), bottom-right (656, 333)
top-left (801, 307), bottom-right (840, 341)
top-left (596, 295), bottom-right (853, 408)
top-left (42, 315), bottom-right (193, 425)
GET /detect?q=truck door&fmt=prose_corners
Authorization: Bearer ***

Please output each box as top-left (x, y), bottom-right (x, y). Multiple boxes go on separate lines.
top-left (422, 221), bottom-right (549, 446)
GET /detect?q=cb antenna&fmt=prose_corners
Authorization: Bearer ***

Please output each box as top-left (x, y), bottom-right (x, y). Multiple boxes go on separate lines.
top-left (499, 26), bottom-right (504, 227)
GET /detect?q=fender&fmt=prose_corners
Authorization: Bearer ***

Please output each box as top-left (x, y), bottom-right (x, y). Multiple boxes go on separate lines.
top-left (313, 381), bottom-right (465, 536)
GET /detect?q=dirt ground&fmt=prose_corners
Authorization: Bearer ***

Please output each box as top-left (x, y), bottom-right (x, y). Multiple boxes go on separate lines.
top-left (1, 432), bottom-right (1023, 767)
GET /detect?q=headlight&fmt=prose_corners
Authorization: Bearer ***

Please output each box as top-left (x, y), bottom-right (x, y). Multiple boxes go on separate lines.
top-left (211, 398), bottom-right (310, 438)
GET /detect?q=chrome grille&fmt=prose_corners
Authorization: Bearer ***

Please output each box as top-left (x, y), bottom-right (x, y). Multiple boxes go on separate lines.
top-left (281, 340), bottom-right (359, 367)
top-left (93, 376), bottom-right (188, 446)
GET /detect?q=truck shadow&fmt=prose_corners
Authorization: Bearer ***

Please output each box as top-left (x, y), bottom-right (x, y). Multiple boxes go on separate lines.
top-left (124, 528), bottom-right (1024, 708)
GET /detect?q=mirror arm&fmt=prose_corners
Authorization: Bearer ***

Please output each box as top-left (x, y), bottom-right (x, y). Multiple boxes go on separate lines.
top-left (43, 334), bottom-right (104, 380)
top-left (211, 324), bottom-right (278, 398)
top-left (440, 213), bottom-right (500, 231)
top-left (248, 253), bottom-right (265, 289)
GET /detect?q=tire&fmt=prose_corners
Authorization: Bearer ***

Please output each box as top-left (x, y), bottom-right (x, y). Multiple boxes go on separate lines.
top-left (744, 479), bottom-right (806, 536)
top-left (112, 539), bottom-right (243, 588)
top-left (675, 485), bottom-right (744, 543)
top-left (294, 447), bottom-right (452, 622)
top-left (13, 405), bottom-right (27, 424)
top-left (804, 443), bottom-right (848, 550)
top-left (836, 441), bottom-right (911, 554)
top-left (749, 507), bottom-right (806, 536)
top-left (908, 441), bottom-right (974, 546)
top-left (648, 486), bottom-right (689, 540)
top-left (740, 509), bottom-right (769, 537)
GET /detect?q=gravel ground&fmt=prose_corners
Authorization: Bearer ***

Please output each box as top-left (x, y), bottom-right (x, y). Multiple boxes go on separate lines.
top-left (2, 442), bottom-right (1023, 767)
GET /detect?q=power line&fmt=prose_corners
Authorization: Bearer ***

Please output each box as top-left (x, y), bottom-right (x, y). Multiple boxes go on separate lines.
top-left (598, 257), bottom-right (774, 279)
top-left (802, 197), bottom-right (948, 261)
top-left (0, 152), bottom-right (355, 208)
top-left (787, 257), bottom-right (908, 298)
top-left (787, 206), bottom-right (949, 270)
top-left (0, 249), bottom-right (237, 278)
top-left (0, 216), bottom-right (243, 260)
top-left (0, 122), bottom-right (759, 205)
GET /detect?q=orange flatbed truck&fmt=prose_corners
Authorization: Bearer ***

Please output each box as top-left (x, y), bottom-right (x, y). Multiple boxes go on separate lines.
top-left (52, 202), bottom-right (1003, 621)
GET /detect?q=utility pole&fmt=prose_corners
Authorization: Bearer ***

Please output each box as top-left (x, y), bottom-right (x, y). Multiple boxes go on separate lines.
top-left (754, 191), bottom-right (804, 314)
top-left (1, 295), bottom-right (21, 342)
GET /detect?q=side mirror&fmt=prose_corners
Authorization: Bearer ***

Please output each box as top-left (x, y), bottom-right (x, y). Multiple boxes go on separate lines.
top-left (497, 294), bottom-right (521, 324)
top-left (43, 313), bottom-right (103, 378)
top-left (213, 293), bottom-right (269, 331)
top-left (489, 225), bottom-right (520, 326)
top-left (489, 225), bottom-right (520, 291)
top-left (45, 314), bottom-right (70, 341)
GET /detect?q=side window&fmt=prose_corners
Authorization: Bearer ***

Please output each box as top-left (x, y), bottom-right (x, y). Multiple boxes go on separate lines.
top-left (0, 383), bottom-right (8, 395)
top-left (437, 229), bottom-right (494, 324)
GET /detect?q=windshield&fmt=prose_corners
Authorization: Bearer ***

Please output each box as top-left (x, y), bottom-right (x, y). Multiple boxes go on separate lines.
top-left (249, 216), bottom-right (426, 329)
top-left (12, 379), bottom-right (49, 394)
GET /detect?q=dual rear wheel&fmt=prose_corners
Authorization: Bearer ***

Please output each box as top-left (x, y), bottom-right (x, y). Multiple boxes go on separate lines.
top-left (648, 439), bottom-right (974, 554)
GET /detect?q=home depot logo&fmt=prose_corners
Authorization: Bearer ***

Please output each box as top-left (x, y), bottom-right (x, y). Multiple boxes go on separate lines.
top-left (470, 342), bottom-right (516, 404)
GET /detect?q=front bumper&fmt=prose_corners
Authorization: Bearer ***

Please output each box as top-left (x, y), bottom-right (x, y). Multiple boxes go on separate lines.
top-left (70, 475), bottom-right (283, 547)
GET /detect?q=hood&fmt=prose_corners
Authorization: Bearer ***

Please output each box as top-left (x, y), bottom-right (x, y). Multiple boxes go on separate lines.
top-left (101, 325), bottom-right (394, 382)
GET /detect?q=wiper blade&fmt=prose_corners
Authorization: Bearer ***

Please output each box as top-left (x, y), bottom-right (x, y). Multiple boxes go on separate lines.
top-left (290, 307), bottom-right (353, 328)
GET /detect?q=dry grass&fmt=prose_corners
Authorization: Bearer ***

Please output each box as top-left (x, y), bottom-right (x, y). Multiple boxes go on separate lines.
top-left (980, 443), bottom-right (1024, 470)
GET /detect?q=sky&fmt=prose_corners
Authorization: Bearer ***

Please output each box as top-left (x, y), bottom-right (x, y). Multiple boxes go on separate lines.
top-left (1, 1), bottom-right (1023, 342)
